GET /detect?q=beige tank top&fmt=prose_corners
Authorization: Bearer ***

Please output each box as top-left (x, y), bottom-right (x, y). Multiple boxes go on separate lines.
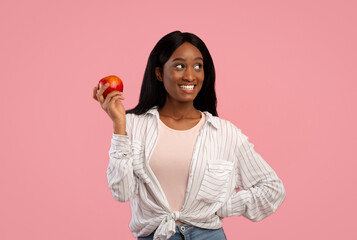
top-left (149, 112), bottom-right (205, 223)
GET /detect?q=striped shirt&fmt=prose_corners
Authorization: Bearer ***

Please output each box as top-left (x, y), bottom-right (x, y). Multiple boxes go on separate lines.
top-left (107, 106), bottom-right (286, 240)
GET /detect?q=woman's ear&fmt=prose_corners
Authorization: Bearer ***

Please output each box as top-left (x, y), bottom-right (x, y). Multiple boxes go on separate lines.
top-left (155, 67), bottom-right (163, 82)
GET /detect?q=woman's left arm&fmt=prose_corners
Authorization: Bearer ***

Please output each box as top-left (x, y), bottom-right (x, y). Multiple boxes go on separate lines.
top-left (217, 129), bottom-right (286, 221)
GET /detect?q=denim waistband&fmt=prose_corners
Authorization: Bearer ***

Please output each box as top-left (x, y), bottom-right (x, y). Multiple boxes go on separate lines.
top-left (138, 223), bottom-right (227, 240)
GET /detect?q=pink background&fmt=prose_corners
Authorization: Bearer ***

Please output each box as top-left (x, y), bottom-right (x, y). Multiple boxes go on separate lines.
top-left (1, 0), bottom-right (356, 239)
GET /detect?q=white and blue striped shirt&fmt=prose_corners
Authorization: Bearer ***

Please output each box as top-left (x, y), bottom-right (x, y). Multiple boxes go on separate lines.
top-left (107, 106), bottom-right (286, 240)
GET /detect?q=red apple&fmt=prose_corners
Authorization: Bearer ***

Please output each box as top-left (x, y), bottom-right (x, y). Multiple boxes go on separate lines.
top-left (98, 75), bottom-right (124, 99)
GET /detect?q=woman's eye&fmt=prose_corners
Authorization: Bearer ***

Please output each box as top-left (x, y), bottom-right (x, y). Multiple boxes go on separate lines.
top-left (194, 64), bottom-right (202, 70)
top-left (175, 64), bottom-right (184, 69)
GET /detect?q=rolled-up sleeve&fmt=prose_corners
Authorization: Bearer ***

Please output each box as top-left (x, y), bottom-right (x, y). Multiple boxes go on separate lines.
top-left (106, 115), bottom-right (138, 202)
top-left (217, 129), bottom-right (286, 221)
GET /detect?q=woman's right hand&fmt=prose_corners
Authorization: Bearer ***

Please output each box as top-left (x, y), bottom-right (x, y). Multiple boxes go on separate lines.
top-left (93, 83), bottom-right (126, 123)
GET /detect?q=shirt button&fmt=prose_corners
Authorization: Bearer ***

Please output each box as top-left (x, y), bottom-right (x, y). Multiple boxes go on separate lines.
top-left (189, 172), bottom-right (193, 177)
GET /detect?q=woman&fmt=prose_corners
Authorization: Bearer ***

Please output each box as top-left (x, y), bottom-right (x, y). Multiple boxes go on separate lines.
top-left (93, 31), bottom-right (286, 240)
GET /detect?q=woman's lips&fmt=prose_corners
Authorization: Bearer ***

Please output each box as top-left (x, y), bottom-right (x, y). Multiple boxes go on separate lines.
top-left (179, 84), bottom-right (195, 90)
top-left (178, 84), bottom-right (195, 93)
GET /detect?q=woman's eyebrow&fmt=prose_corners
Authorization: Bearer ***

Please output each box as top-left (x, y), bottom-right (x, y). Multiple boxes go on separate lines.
top-left (172, 57), bottom-right (203, 61)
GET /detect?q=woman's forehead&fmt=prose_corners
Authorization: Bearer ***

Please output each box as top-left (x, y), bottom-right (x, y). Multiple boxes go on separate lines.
top-left (169, 42), bottom-right (203, 60)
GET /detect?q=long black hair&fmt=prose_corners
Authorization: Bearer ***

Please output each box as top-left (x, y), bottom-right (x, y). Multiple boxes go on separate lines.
top-left (126, 31), bottom-right (218, 116)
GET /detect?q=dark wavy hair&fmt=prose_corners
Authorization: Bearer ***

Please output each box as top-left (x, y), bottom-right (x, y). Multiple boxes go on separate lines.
top-left (126, 31), bottom-right (218, 116)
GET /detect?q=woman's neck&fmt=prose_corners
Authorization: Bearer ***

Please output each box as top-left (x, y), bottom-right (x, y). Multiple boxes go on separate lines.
top-left (158, 101), bottom-right (200, 120)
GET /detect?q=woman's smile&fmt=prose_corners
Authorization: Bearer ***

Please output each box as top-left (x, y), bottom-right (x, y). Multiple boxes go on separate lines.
top-left (178, 84), bottom-right (196, 93)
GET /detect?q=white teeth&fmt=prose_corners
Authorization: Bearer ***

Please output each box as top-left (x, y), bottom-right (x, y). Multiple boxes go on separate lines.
top-left (179, 85), bottom-right (194, 90)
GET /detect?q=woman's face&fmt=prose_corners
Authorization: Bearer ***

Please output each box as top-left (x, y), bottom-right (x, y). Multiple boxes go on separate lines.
top-left (156, 42), bottom-right (204, 105)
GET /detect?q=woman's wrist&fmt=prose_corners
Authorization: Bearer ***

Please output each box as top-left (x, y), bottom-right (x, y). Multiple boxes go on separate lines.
top-left (113, 120), bottom-right (126, 135)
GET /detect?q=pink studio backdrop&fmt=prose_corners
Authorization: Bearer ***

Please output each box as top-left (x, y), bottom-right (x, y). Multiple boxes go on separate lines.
top-left (1, 0), bottom-right (356, 239)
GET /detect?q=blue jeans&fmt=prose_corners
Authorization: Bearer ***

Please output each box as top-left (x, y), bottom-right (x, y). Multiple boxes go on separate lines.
top-left (137, 223), bottom-right (227, 240)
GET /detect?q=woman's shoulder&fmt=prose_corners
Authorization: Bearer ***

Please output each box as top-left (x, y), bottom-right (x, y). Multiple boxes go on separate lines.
top-left (205, 112), bottom-right (242, 134)
top-left (125, 112), bottom-right (151, 121)
top-left (125, 107), bottom-right (157, 123)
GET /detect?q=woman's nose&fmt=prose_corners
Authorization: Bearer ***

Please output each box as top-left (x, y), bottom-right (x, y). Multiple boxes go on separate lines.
top-left (183, 67), bottom-right (195, 81)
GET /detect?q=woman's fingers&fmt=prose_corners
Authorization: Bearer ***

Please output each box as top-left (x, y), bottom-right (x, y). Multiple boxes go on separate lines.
top-left (102, 91), bottom-right (123, 109)
top-left (93, 83), bottom-right (125, 122)
top-left (93, 82), bottom-right (124, 107)
top-left (93, 86), bottom-right (99, 100)
top-left (110, 94), bottom-right (125, 102)
top-left (95, 83), bottom-right (110, 104)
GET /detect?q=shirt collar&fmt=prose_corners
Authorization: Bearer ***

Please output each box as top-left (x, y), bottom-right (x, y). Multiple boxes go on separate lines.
top-left (144, 106), bottom-right (219, 129)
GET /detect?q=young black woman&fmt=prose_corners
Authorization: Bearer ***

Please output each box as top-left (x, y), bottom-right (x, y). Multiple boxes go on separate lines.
top-left (93, 31), bottom-right (286, 240)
